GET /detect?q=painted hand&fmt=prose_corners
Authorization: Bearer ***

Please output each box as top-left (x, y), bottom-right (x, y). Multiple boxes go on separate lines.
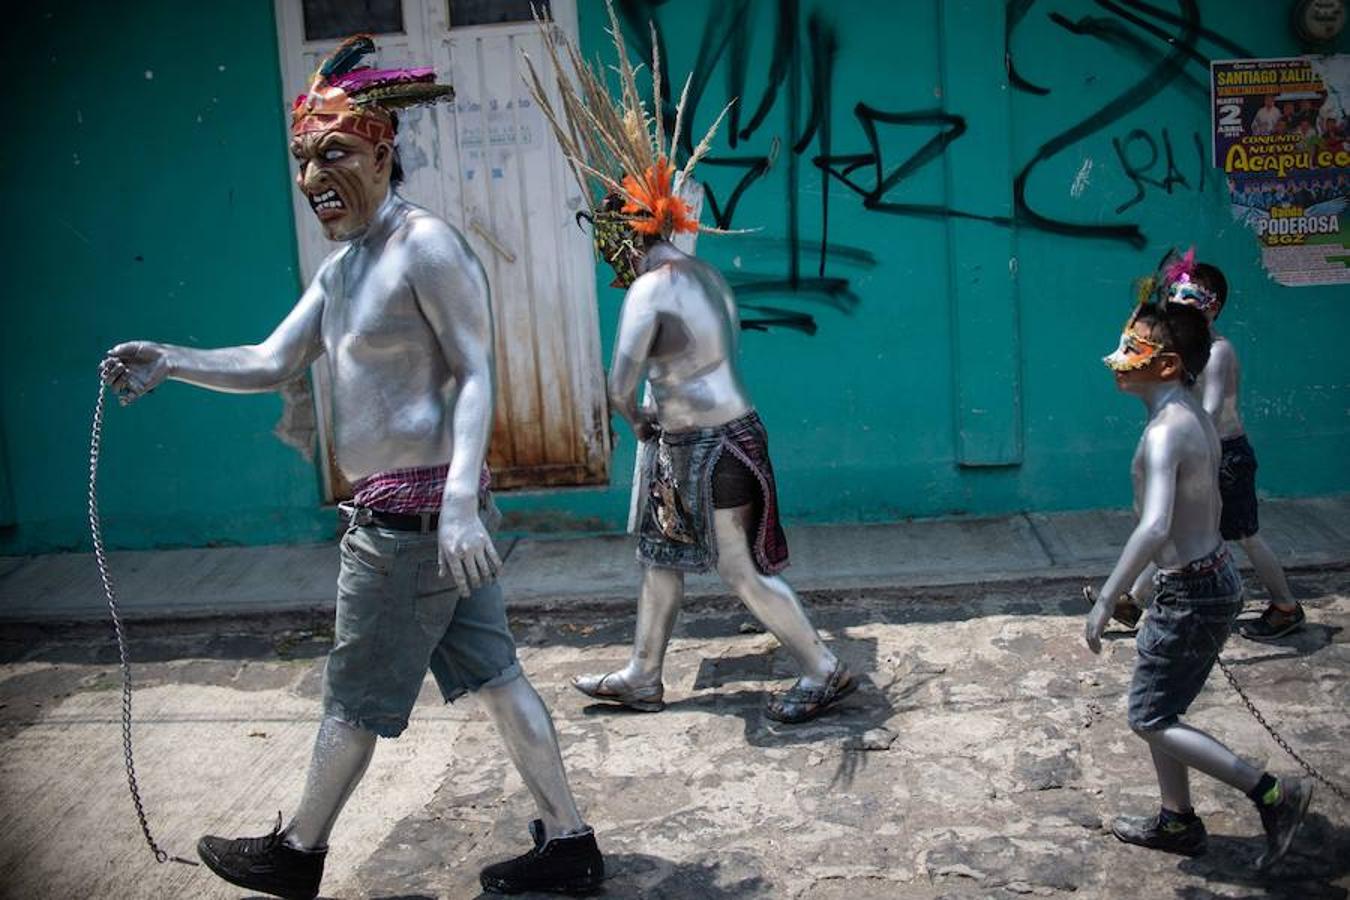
top-left (101, 342), bottom-right (171, 405)
top-left (1083, 586), bottom-right (1111, 655)
top-left (635, 406), bottom-right (662, 443)
top-left (437, 506), bottom-right (502, 596)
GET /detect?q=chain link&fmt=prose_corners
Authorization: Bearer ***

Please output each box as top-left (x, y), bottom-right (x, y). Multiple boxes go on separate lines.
top-left (89, 385), bottom-right (197, 866)
top-left (1216, 655), bottom-right (1349, 803)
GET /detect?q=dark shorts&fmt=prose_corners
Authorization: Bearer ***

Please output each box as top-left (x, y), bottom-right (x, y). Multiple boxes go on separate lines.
top-left (1219, 434), bottom-right (1260, 540)
top-left (1127, 547), bottom-right (1243, 732)
top-left (637, 410), bottom-right (790, 575)
top-left (323, 521), bottom-right (521, 738)
top-left (712, 451), bottom-right (760, 509)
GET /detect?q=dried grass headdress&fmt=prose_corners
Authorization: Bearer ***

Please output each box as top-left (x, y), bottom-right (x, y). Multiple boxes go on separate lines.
top-left (292, 35), bottom-right (454, 145)
top-left (521, 2), bottom-right (732, 249)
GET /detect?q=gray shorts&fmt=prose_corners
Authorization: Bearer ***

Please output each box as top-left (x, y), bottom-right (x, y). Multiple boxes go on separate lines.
top-left (1127, 547), bottom-right (1243, 732)
top-left (323, 522), bottom-right (521, 738)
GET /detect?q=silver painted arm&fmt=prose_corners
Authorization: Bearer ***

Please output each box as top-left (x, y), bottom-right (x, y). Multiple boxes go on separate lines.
top-left (1086, 430), bottom-right (1179, 652)
top-left (1198, 340), bottom-right (1232, 420)
top-left (101, 263), bottom-right (330, 402)
top-left (608, 273), bottom-right (661, 439)
top-left (405, 218), bottom-right (502, 593)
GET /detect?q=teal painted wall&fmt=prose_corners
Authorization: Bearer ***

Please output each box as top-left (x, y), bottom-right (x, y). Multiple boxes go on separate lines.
top-left (496, 0), bottom-right (1350, 533)
top-left (3, 1), bottom-right (1348, 553)
top-left (1, 1), bottom-right (332, 553)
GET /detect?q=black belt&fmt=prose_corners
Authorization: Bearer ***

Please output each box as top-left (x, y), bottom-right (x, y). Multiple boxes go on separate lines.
top-left (341, 503), bottom-right (439, 533)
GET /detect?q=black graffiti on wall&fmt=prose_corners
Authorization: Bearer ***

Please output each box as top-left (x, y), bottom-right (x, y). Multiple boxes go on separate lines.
top-left (618, 0), bottom-right (861, 334)
top-left (1112, 128), bottom-right (1210, 213)
top-left (615, 0), bottom-right (1254, 330)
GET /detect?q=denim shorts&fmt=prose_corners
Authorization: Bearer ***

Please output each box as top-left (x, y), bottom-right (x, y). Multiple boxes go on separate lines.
top-left (636, 410), bottom-right (790, 575)
top-left (1127, 547), bottom-right (1243, 732)
top-left (322, 522), bottom-right (521, 738)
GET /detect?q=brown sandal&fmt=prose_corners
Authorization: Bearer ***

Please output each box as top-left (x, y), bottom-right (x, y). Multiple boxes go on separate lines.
top-left (765, 662), bottom-right (857, 723)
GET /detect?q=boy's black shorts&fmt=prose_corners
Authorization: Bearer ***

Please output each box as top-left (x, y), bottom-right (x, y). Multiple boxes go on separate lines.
top-left (1218, 435), bottom-right (1259, 540)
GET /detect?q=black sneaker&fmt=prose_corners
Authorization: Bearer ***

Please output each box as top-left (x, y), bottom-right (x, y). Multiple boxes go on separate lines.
top-left (479, 820), bottom-right (604, 895)
top-left (1239, 603), bottom-right (1306, 641)
top-left (1257, 777), bottom-right (1313, 871)
top-left (1110, 812), bottom-right (1208, 856)
top-left (197, 814), bottom-right (325, 900)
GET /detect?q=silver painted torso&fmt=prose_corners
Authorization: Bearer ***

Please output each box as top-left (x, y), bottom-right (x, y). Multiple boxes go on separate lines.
top-left (1131, 384), bottom-right (1224, 569)
top-left (610, 243), bottom-right (752, 431)
top-left (321, 195), bottom-right (460, 480)
top-left (1195, 333), bottom-right (1245, 439)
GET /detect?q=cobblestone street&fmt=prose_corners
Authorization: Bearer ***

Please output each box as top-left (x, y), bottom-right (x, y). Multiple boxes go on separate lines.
top-left (2, 571), bottom-right (1347, 899)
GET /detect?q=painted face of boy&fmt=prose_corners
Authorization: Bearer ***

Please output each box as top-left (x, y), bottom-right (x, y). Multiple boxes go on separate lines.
top-left (291, 130), bottom-right (392, 241)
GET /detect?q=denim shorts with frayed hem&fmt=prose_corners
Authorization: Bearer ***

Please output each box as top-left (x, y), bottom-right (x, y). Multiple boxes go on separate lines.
top-left (1127, 548), bottom-right (1243, 733)
top-left (322, 523), bottom-right (521, 738)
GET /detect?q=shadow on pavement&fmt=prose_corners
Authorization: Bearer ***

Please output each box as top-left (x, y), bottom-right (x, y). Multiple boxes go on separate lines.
top-left (1175, 808), bottom-right (1350, 900)
top-left (579, 634), bottom-right (895, 756)
top-left (1221, 623), bottom-right (1343, 668)
top-left (458, 852), bottom-right (766, 899)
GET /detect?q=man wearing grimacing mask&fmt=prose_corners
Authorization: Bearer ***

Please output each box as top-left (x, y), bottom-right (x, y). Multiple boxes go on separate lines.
top-left (101, 35), bottom-right (603, 899)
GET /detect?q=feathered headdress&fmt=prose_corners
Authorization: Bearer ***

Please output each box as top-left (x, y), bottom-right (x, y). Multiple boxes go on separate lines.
top-left (1131, 246), bottom-right (1194, 308)
top-left (521, 1), bottom-right (732, 242)
top-left (291, 35), bottom-right (454, 145)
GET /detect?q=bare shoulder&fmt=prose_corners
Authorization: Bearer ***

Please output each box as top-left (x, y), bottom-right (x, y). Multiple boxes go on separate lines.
top-left (1207, 334), bottom-right (1237, 369)
top-left (626, 265), bottom-right (676, 309)
top-left (1142, 406), bottom-right (1203, 462)
top-left (401, 208), bottom-right (475, 260)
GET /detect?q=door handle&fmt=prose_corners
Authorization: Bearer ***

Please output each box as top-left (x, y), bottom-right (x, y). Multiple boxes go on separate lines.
top-left (470, 218), bottom-right (517, 263)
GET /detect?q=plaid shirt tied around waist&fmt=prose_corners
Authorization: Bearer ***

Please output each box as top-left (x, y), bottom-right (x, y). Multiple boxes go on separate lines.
top-left (351, 463), bottom-right (491, 514)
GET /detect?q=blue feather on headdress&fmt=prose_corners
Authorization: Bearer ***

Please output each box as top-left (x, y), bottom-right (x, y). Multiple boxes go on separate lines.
top-left (318, 34), bottom-right (377, 80)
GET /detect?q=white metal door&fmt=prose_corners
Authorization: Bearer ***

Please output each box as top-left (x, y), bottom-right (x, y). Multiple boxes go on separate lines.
top-left (274, 0), bottom-right (609, 497)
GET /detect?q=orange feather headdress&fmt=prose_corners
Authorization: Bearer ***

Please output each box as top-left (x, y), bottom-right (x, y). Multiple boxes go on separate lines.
top-left (521, 1), bottom-right (731, 242)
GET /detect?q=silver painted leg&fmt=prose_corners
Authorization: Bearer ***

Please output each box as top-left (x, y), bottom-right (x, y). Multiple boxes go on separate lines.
top-left (1134, 721), bottom-right (1262, 794)
top-left (623, 566), bottom-right (685, 685)
top-left (284, 715), bottom-right (377, 850)
top-left (478, 673), bottom-right (587, 841)
top-left (1148, 741), bottom-right (1194, 813)
top-left (1238, 534), bottom-right (1296, 608)
top-left (713, 504), bottom-right (836, 687)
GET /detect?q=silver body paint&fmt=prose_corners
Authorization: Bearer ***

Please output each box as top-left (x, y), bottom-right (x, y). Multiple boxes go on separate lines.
top-left (595, 241), bottom-right (837, 694)
top-left (608, 242), bottom-right (752, 433)
top-left (103, 189), bottom-right (587, 844)
top-left (1196, 334), bottom-right (1245, 439)
top-left (1197, 332), bottom-right (1295, 607)
top-left (154, 192), bottom-right (492, 491)
top-left (1088, 380), bottom-right (1222, 633)
top-left (1086, 380), bottom-right (1262, 811)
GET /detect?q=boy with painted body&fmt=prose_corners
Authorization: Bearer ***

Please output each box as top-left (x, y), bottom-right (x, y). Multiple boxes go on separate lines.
top-left (1085, 301), bottom-right (1310, 867)
top-left (1168, 260), bottom-right (1304, 640)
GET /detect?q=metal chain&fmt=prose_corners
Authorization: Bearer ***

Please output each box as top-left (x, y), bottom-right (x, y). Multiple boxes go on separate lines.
top-left (1216, 655), bottom-right (1349, 803)
top-left (88, 384), bottom-right (197, 866)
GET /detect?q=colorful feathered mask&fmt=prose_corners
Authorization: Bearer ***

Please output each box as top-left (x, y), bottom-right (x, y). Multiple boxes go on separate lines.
top-left (1161, 246), bottom-right (1221, 313)
top-left (521, 1), bottom-right (732, 284)
top-left (291, 35), bottom-right (454, 146)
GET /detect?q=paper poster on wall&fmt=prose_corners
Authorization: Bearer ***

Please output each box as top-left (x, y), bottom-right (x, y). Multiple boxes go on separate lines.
top-left (1211, 55), bottom-right (1350, 286)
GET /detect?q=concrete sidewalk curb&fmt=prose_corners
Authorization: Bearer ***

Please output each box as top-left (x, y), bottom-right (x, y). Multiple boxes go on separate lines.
top-left (4, 561), bottom-right (1347, 641)
top-left (3, 494), bottom-right (1347, 629)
